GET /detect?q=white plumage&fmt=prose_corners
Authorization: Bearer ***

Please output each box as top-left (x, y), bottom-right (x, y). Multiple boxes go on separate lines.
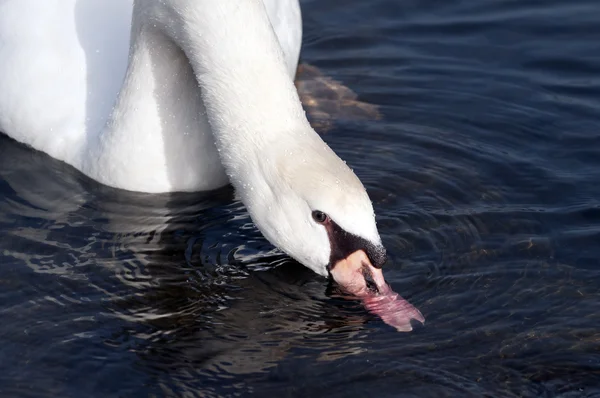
top-left (0, 0), bottom-right (383, 277)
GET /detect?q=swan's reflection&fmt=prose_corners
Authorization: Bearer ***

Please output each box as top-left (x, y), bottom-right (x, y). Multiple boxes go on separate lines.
top-left (0, 135), bottom-right (371, 393)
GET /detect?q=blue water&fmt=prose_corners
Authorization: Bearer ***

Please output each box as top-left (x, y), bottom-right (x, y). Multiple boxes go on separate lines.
top-left (1, 0), bottom-right (599, 396)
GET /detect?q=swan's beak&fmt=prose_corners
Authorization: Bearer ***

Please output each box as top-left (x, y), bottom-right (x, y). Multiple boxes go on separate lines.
top-left (330, 250), bottom-right (385, 295)
top-left (330, 250), bottom-right (425, 331)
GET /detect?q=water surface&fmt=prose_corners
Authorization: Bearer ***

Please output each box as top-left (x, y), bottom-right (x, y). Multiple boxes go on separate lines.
top-left (1, 0), bottom-right (599, 396)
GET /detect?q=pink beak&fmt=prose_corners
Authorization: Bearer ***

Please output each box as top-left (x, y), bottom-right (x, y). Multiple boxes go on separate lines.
top-left (330, 250), bottom-right (425, 332)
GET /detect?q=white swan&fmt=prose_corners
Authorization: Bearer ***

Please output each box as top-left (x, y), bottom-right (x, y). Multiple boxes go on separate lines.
top-left (0, 0), bottom-right (424, 328)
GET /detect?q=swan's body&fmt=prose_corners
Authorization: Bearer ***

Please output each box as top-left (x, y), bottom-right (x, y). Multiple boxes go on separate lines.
top-left (0, 0), bottom-right (302, 192)
top-left (0, 0), bottom-right (378, 272)
top-left (0, 1), bottom-right (425, 328)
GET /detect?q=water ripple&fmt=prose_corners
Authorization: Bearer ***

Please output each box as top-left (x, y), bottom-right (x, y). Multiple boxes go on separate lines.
top-left (1, 0), bottom-right (600, 395)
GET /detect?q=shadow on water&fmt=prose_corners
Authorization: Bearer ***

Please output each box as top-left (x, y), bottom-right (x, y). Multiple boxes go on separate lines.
top-left (0, 135), bottom-right (377, 397)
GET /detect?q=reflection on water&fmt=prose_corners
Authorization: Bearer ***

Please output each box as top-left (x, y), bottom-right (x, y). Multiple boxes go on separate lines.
top-left (0, 134), bottom-right (379, 397)
top-left (1, 0), bottom-right (600, 396)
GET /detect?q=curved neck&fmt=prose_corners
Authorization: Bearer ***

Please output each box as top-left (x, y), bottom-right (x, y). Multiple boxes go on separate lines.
top-left (87, 0), bottom-right (310, 192)
top-left (156, 0), bottom-right (311, 162)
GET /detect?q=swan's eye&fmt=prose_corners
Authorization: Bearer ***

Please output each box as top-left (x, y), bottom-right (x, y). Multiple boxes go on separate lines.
top-left (312, 210), bottom-right (328, 224)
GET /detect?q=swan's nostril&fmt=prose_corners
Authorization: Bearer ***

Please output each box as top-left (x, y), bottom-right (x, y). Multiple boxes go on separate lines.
top-left (361, 262), bottom-right (378, 293)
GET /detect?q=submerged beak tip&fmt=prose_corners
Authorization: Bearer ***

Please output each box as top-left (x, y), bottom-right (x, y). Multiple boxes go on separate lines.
top-left (330, 249), bottom-right (425, 333)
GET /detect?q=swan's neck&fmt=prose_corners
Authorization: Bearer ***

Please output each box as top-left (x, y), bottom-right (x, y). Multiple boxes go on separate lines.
top-left (159, 1), bottom-right (313, 172)
top-left (88, 0), bottom-right (313, 192)
top-left (85, 9), bottom-right (228, 192)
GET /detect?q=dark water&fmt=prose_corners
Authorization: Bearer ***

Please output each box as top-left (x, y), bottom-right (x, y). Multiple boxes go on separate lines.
top-left (1, 0), bottom-right (600, 396)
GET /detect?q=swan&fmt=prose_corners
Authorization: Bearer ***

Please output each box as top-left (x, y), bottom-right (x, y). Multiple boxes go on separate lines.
top-left (0, 0), bottom-right (424, 329)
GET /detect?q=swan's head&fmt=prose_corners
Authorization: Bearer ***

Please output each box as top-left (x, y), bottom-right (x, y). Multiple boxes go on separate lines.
top-left (236, 135), bottom-right (387, 292)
